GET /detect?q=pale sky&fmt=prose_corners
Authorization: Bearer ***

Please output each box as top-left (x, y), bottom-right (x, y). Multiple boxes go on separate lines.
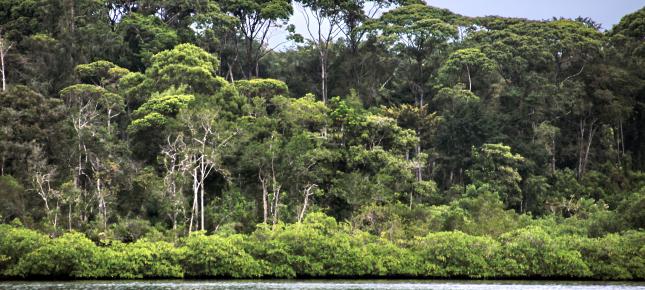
top-left (428, 0), bottom-right (643, 30)
top-left (267, 0), bottom-right (644, 50)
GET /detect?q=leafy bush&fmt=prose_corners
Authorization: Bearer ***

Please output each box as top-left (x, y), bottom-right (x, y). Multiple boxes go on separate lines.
top-left (0, 225), bottom-right (48, 275)
top-left (360, 237), bottom-right (420, 277)
top-left (0, 214), bottom-right (643, 280)
top-left (180, 232), bottom-right (262, 278)
top-left (97, 239), bottom-right (184, 278)
top-left (572, 231), bottom-right (645, 280)
top-left (246, 213), bottom-right (370, 278)
top-left (499, 226), bottom-right (591, 278)
top-left (413, 231), bottom-right (500, 278)
top-left (13, 232), bottom-right (99, 278)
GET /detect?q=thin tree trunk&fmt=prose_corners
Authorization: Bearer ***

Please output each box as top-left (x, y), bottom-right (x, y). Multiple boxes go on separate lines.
top-left (298, 184), bottom-right (316, 223)
top-left (54, 199), bottom-right (59, 230)
top-left (200, 177), bottom-right (205, 231)
top-left (259, 171), bottom-right (268, 223)
top-left (320, 50), bottom-right (327, 103)
top-left (271, 157), bottom-right (280, 227)
top-left (68, 203), bottom-right (72, 231)
top-left (466, 64), bottom-right (472, 91)
top-left (0, 34), bottom-right (11, 92)
top-left (189, 166), bottom-right (198, 233)
top-left (551, 137), bottom-right (556, 174)
top-left (578, 118), bottom-right (596, 178)
top-left (1, 44), bottom-right (5, 92)
top-left (200, 154), bottom-right (205, 231)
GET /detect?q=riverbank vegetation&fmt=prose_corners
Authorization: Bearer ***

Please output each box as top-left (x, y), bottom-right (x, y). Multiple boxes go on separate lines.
top-left (0, 0), bottom-right (643, 280)
top-left (1, 213), bottom-right (644, 280)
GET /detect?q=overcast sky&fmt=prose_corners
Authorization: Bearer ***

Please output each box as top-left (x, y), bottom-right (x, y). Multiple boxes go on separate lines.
top-left (268, 0), bottom-right (643, 50)
top-left (428, 0), bottom-right (643, 29)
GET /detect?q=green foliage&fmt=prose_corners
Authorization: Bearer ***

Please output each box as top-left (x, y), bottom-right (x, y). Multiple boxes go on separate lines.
top-left (74, 61), bottom-right (129, 86)
top-left (0, 224), bottom-right (48, 275)
top-left (365, 4), bottom-right (458, 49)
top-left (100, 240), bottom-right (184, 278)
top-left (467, 143), bottom-right (525, 209)
top-left (0, 0), bottom-right (644, 282)
top-left (13, 232), bottom-right (98, 278)
top-left (59, 84), bottom-right (124, 114)
top-left (499, 226), bottom-right (591, 278)
top-left (617, 187), bottom-right (645, 229)
top-left (0, 215), bottom-right (643, 280)
top-left (181, 232), bottom-right (262, 278)
top-left (133, 92), bottom-right (195, 120)
top-left (273, 94), bottom-right (329, 130)
top-left (118, 13), bottom-right (179, 70)
top-left (148, 43), bottom-right (225, 95)
top-left (572, 232), bottom-right (645, 280)
top-left (0, 176), bottom-right (26, 223)
top-left (413, 231), bottom-right (500, 277)
top-left (235, 78), bottom-right (289, 99)
top-left (438, 48), bottom-right (498, 90)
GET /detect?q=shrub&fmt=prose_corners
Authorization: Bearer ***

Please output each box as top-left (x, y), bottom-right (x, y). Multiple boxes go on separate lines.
top-left (499, 226), bottom-right (591, 278)
top-left (180, 232), bottom-right (262, 278)
top-left (413, 231), bottom-right (500, 278)
top-left (13, 232), bottom-right (99, 278)
top-left (572, 231), bottom-right (645, 280)
top-left (0, 225), bottom-right (48, 276)
top-left (360, 236), bottom-right (420, 277)
top-left (98, 239), bottom-right (184, 278)
top-left (245, 213), bottom-right (372, 278)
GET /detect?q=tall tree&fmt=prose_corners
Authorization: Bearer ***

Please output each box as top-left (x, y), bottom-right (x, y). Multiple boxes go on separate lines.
top-left (220, 0), bottom-right (293, 78)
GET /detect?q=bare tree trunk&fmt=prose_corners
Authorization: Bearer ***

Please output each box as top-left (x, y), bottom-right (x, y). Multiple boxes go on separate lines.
top-left (270, 147), bottom-right (280, 227)
top-left (200, 185), bottom-right (204, 231)
top-left (0, 32), bottom-right (11, 92)
top-left (96, 177), bottom-right (108, 231)
top-left (200, 154), bottom-right (205, 231)
top-left (259, 171), bottom-right (268, 223)
top-left (68, 203), bottom-right (73, 231)
top-left (298, 184), bottom-right (317, 223)
top-left (320, 50), bottom-right (327, 103)
top-left (54, 199), bottom-right (59, 229)
top-left (189, 166), bottom-right (198, 233)
top-left (0, 42), bottom-right (6, 92)
top-left (1, 47), bottom-right (5, 92)
top-left (271, 184), bottom-right (281, 227)
top-left (577, 118), bottom-right (597, 178)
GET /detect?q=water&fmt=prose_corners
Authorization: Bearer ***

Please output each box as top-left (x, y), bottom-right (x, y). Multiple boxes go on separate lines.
top-left (0, 280), bottom-right (644, 290)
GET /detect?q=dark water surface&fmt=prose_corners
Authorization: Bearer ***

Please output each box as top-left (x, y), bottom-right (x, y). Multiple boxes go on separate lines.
top-left (0, 280), bottom-right (644, 290)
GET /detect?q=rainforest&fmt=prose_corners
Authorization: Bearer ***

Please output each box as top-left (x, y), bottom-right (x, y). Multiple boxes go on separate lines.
top-left (0, 0), bottom-right (643, 280)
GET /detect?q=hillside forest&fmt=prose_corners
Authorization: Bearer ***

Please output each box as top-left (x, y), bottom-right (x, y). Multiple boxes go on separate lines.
top-left (0, 0), bottom-right (644, 280)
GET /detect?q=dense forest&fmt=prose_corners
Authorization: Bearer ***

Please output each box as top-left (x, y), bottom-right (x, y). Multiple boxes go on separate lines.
top-left (0, 0), bottom-right (644, 280)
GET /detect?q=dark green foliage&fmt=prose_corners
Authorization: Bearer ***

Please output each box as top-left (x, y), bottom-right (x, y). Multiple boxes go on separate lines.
top-left (0, 176), bottom-right (27, 222)
top-left (0, 0), bottom-right (643, 281)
